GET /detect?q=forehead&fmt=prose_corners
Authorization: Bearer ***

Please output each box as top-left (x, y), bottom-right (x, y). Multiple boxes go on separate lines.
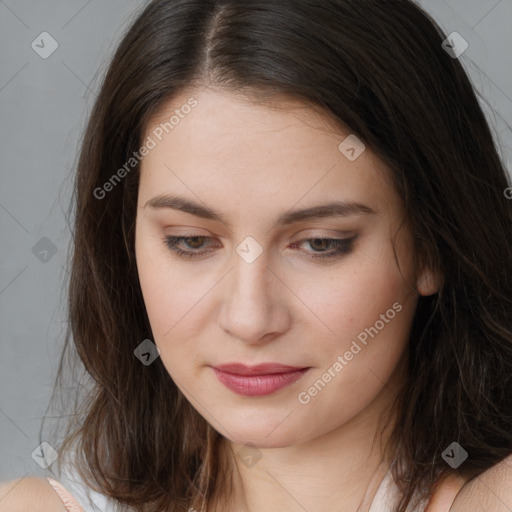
top-left (138, 87), bottom-right (400, 222)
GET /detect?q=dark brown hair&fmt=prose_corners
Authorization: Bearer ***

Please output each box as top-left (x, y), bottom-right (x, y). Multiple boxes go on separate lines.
top-left (44, 0), bottom-right (512, 511)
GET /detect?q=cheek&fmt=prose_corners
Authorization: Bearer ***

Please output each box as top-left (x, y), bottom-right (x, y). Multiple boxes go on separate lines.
top-left (135, 228), bottom-right (202, 341)
top-left (294, 273), bottom-right (414, 437)
top-left (135, 235), bottom-right (210, 384)
top-left (292, 235), bottom-right (415, 348)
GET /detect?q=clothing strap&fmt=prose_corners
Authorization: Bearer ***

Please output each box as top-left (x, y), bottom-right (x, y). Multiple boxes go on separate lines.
top-left (47, 477), bottom-right (85, 512)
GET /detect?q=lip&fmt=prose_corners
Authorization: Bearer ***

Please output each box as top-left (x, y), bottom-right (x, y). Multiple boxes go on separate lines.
top-left (213, 363), bottom-right (307, 375)
top-left (211, 363), bottom-right (311, 397)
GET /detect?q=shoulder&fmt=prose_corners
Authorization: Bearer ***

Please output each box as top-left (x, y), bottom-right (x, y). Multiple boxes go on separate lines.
top-left (0, 476), bottom-right (69, 512)
top-left (450, 454), bottom-right (512, 511)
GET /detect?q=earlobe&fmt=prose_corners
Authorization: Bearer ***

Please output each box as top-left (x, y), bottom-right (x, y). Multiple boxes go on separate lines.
top-left (416, 265), bottom-right (444, 297)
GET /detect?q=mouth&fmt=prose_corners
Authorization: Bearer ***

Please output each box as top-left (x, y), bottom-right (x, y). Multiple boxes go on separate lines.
top-left (211, 363), bottom-right (311, 397)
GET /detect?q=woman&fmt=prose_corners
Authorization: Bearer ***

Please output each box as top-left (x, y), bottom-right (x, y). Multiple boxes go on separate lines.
top-left (2, 0), bottom-right (511, 510)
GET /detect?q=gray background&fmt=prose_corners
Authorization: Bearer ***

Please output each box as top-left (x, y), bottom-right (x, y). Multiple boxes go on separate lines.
top-left (1, 0), bottom-right (511, 482)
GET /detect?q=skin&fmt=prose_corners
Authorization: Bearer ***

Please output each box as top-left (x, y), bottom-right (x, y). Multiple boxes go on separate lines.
top-left (451, 456), bottom-right (512, 511)
top-left (134, 85), bottom-right (442, 512)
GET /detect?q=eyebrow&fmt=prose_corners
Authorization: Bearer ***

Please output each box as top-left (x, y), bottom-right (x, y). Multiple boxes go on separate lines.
top-left (145, 194), bottom-right (377, 227)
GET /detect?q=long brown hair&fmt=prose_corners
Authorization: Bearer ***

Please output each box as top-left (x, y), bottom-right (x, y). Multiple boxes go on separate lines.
top-left (44, 0), bottom-right (512, 510)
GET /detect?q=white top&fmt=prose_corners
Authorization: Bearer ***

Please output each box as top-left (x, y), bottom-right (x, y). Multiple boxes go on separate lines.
top-left (369, 465), bottom-right (429, 512)
top-left (56, 462), bottom-right (120, 512)
top-left (55, 460), bottom-right (429, 512)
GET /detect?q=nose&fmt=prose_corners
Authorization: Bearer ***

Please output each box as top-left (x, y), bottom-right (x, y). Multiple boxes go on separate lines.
top-left (218, 252), bottom-right (291, 346)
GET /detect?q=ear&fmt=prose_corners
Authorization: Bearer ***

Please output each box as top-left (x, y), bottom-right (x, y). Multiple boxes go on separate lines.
top-left (416, 263), bottom-right (444, 296)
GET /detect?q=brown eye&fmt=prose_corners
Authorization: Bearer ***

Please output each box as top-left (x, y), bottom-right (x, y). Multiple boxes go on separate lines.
top-left (163, 236), bottom-right (216, 258)
top-left (290, 237), bottom-right (357, 260)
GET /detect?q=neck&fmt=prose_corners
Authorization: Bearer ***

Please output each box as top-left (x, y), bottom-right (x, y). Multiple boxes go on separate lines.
top-left (208, 377), bottom-right (401, 512)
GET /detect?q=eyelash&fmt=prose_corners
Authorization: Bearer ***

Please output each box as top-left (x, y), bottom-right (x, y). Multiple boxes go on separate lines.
top-left (162, 235), bottom-right (356, 260)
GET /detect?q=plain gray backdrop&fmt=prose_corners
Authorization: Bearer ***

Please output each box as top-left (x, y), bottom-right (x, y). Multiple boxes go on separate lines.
top-left (1, 0), bottom-right (511, 482)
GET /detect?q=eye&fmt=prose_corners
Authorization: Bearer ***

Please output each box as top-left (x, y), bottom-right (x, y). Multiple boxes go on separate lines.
top-left (163, 234), bottom-right (357, 260)
top-left (163, 235), bottom-right (217, 258)
top-left (290, 237), bottom-right (356, 259)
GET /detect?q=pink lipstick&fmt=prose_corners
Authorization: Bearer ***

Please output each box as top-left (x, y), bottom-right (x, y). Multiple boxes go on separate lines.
top-left (212, 363), bottom-right (310, 397)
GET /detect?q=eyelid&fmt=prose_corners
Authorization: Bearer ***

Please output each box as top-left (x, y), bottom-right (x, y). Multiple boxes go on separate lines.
top-left (163, 226), bottom-right (212, 235)
top-left (163, 226), bottom-right (357, 237)
top-left (290, 228), bottom-right (357, 238)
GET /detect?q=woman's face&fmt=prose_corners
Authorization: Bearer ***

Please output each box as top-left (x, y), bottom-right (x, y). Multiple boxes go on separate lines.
top-left (135, 86), bottom-right (438, 448)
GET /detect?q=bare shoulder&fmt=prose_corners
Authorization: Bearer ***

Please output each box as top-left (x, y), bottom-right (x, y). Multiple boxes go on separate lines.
top-left (0, 476), bottom-right (68, 512)
top-left (450, 455), bottom-right (512, 511)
